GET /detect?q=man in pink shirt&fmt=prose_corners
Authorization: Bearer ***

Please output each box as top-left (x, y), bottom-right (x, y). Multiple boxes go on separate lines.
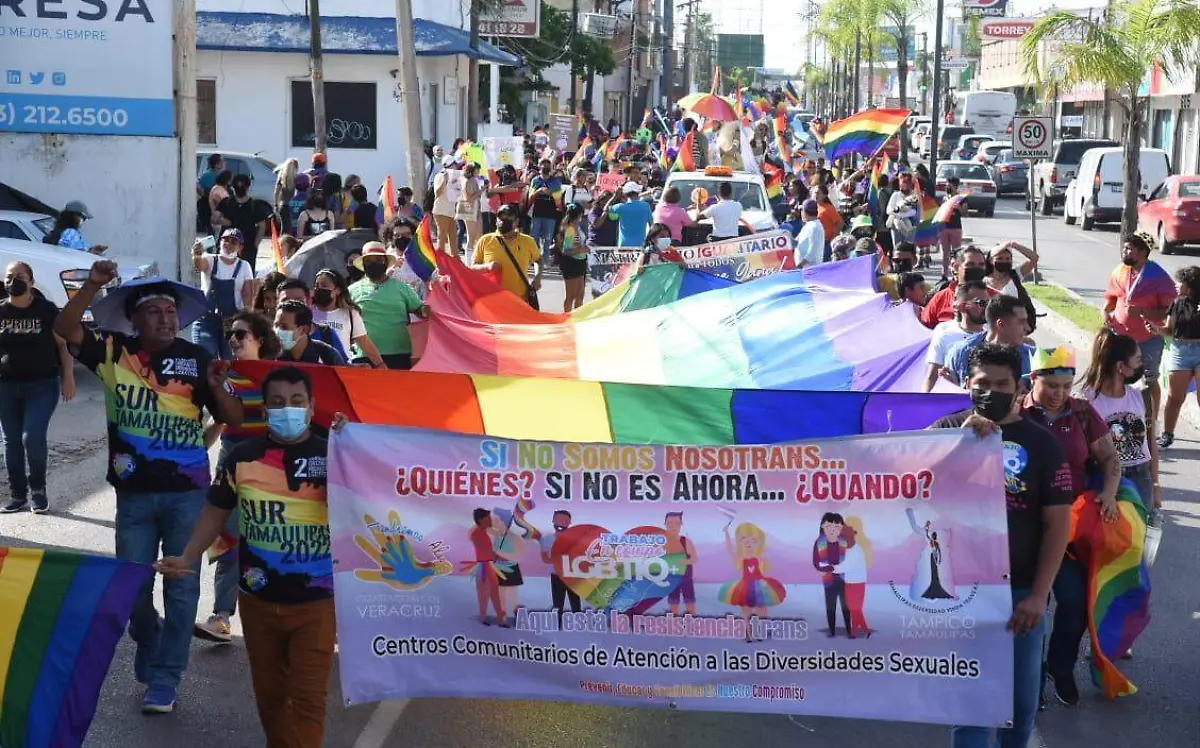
top-left (651, 186), bottom-right (694, 241)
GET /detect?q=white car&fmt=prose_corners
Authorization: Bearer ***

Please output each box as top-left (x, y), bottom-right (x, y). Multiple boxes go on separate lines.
top-left (0, 209), bottom-right (56, 243)
top-left (662, 168), bottom-right (779, 236)
top-left (1064, 146), bottom-right (1172, 230)
top-left (196, 150), bottom-right (279, 204)
top-left (0, 236), bottom-right (158, 314)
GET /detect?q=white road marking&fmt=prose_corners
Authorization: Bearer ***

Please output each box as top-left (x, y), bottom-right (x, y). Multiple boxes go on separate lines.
top-left (352, 700), bottom-right (410, 748)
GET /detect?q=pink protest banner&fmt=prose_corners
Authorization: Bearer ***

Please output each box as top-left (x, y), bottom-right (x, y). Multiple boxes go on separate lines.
top-left (328, 425), bottom-right (1013, 726)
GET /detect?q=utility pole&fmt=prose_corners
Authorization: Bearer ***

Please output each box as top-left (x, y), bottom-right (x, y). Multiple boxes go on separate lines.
top-left (174, 0), bottom-right (197, 281)
top-left (920, 31), bottom-right (928, 114)
top-left (682, 0), bottom-right (697, 96)
top-left (626, 5), bottom-right (637, 128)
top-left (852, 29), bottom-right (861, 113)
top-left (308, 0), bottom-right (326, 154)
top-left (569, 0), bottom-right (580, 114)
top-left (661, 0), bottom-right (673, 108)
top-left (467, 0), bottom-right (482, 138)
top-left (928, 0), bottom-right (946, 193)
top-left (1100, 0), bottom-right (1113, 138)
top-left (394, 0), bottom-right (427, 203)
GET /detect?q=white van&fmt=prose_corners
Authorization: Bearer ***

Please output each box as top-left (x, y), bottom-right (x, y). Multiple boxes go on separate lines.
top-left (1064, 147), bottom-right (1172, 230)
top-left (954, 91), bottom-right (1017, 142)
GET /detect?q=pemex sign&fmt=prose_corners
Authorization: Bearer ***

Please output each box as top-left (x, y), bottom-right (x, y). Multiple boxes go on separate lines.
top-left (981, 19), bottom-right (1036, 39)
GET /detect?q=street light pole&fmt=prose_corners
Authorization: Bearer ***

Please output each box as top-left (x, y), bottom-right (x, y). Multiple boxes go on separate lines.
top-left (852, 29), bottom-right (861, 113)
top-left (394, 0), bottom-right (427, 204)
top-left (927, 0), bottom-right (946, 193)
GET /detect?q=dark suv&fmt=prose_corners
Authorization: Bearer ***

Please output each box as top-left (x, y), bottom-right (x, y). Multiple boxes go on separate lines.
top-left (1030, 138), bottom-right (1118, 215)
top-left (928, 125), bottom-right (976, 160)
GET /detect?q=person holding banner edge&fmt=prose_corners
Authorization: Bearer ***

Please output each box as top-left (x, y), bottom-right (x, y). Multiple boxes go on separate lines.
top-left (929, 343), bottom-right (1072, 748)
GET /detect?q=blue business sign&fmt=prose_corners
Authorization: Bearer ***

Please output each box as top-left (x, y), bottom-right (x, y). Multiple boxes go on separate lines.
top-left (879, 27), bottom-right (917, 62)
top-left (0, 0), bottom-right (174, 137)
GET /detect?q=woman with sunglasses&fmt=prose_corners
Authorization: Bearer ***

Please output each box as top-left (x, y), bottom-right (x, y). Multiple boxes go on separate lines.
top-left (193, 311), bottom-right (281, 644)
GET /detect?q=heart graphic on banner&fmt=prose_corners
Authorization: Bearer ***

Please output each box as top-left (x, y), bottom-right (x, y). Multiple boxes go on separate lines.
top-left (551, 524), bottom-right (688, 613)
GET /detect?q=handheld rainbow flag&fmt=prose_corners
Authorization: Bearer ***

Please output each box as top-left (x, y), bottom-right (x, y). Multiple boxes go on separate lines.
top-left (657, 134), bottom-right (671, 171)
top-left (933, 194), bottom-right (968, 224)
top-left (672, 131), bottom-right (696, 172)
top-left (604, 134), bottom-right (627, 162)
top-left (379, 175), bottom-right (397, 223)
top-left (821, 108), bottom-right (909, 162)
top-left (269, 217), bottom-right (286, 273)
top-left (568, 136), bottom-right (593, 169)
top-left (407, 216), bottom-right (439, 282)
top-left (773, 112), bottom-right (793, 165)
top-left (762, 161), bottom-right (785, 201)
top-left (913, 193), bottom-right (942, 247)
top-left (784, 81), bottom-right (800, 106)
top-left (0, 548), bottom-right (152, 748)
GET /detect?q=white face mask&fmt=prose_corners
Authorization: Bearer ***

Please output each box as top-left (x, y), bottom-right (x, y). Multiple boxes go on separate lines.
top-left (220, 249), bottom-right (239, 260)
top-left (655, 237), bottom-right (671, 250)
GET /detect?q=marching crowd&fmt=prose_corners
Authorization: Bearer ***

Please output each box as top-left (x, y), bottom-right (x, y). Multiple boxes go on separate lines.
top-left (0, 93), bottom-right (1185, 748)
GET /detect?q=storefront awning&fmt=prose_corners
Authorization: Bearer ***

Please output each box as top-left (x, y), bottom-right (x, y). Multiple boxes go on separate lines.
top-left (196, 12), bottom-right (522, 67)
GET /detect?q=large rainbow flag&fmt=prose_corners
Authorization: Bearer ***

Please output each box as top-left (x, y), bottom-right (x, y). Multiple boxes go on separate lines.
top-left (232, 361), bottom-right (966, 443)
top-left (0, 548), bottom-right (151, 748)
top-left (1070, 479), bottom-right (1152, 700)
top-left (417, 255), bottom-right (944, 392)
top-left (821, 109), bottom-right (909, 163)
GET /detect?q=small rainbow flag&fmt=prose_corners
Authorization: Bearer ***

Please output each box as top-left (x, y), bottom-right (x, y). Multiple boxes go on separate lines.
top-left (773, 112), bottom-right (792, 165)
top-left (568, 136), bottom-right (593, 169)
top-left (762, 161), bottom-right (785, 201)
top-left (0, 548), bottom-right (151, 748)
top-left (784, 81), bottom-right (800, 106)
top-left (407, 215), bottom-right (438, 281)
top-left (913, 194), bottom-right (942, 247)
top-left (934, 194), bottom-right (967, 224)
top-left (379, 175), bottom-right (397, 223)
top-left (269, 217), bottom-right (286, 273)
top-left (604, 134), bottom-right (627, 162)
top-left (657, 134), bottom-right (671, 171)
top-left (821, 108), bottom-right (909, 162)
top-left (672, 131), bottom-right (696, 172)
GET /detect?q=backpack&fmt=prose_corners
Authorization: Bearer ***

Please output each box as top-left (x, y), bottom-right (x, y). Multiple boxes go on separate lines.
top-left (310, 323), bottom-right (349, 360)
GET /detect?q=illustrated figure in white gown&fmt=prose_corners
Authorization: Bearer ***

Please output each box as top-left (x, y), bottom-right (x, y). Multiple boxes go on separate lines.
top-left (905, 508), bottom-right (957, 601)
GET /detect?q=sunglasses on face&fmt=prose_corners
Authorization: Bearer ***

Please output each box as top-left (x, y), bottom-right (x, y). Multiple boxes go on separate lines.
top-left (228, 329), bottom-right (252, 341)
top-left (965, 300), bottom-right (989, 309)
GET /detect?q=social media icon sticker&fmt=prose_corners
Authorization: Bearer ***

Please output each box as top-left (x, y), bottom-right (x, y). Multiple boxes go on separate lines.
top-left (5, 70), bottom-right (20, 85)
top-left (29, 72), bottom-right (45, 85)
top-left (52, 72), bottom-right (66, 86)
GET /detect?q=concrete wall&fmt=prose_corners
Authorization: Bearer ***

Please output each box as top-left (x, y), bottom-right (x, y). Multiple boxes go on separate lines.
top-left (196, 50), bottom-right (467, 192)
top-left (3, 133), bottom-right (182, 278)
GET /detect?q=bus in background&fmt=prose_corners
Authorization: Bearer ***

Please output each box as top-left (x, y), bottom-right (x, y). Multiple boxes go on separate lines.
top-left (953, 91), bottom-right (1018, 142)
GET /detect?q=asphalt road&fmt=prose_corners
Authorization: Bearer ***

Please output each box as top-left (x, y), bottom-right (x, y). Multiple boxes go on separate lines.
top-left (2, 216), bottom-right (1198, 748)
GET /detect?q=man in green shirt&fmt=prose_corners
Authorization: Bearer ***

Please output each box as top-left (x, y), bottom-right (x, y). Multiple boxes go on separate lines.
top-left (348, 242), bottom-right (428, 369)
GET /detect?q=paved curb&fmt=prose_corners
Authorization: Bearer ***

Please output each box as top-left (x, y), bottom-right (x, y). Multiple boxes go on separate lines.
top-left (1028, 281), bottom-right (1200, 433)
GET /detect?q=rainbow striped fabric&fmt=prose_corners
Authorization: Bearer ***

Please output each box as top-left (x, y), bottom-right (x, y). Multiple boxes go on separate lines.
top-left (821, 109), bottom-right (910, 162)
top-left (914, 194), bottom-right (942, 247)
top-left (406, 215), bottom-right (438, 281)
top-left (232, 361), bottom-right (966, 444)
top-left (0, 548), bottom-right (151, 748)
top-left (672, 132), bottom-right (696, 172)
top-left (934, 194), bottom-right (967, 224)
top-left (1070, 478), bottom-right (1152, 699)
top-left (417, 255), bottom-right (942, 392)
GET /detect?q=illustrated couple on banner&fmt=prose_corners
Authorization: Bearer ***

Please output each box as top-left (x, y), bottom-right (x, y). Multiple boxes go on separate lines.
top-left (905, 507), bottom-right (957, 602)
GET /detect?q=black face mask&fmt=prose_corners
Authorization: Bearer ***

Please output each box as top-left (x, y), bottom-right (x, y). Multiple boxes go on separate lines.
top-left (993, 261), bottom-right (1013, 274)
top-left (970, 388), bottom-right (1015, 422)
top-left (347, 266), bottom-right (365, 283)
top-left (5, 278), bottom-right (29, 297)
top-left (312, 288), bottom-right (334, 307)
top-left (1122, 257), bottom-right (1138, 267)
top-left (892, 259), bottom-right (914, 273)
top-left (363, 262), bottom-right (388, 281)
top-left (1124, 365), bottom-right (1145, 385)
top-left (962, 267), bottom-right (987, 282)
top-left (394, 236), bottom-right (412, 251)
top-left (499, 219), bottom-right (516, 234)
top-left (232, 185), bottom-right (249, 198)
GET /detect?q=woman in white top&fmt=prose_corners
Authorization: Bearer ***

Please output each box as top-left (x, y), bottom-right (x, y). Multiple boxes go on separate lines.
top-left (455, 162), bottom-right (484, 254)
top-left (310, 269), bottom-right (385, 368)
top-left (431, 155), bottom-right (461, 254)
top-left (1078, 328), bottom-right (1161, 508)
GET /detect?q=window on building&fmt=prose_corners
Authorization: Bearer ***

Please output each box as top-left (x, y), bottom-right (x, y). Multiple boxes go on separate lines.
top-left (197, 79), bottom-right (217, 145)
top-left (290, 81), bottom-right (378, 150)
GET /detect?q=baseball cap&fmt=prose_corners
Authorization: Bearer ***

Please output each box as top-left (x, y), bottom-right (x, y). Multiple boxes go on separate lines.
top-left (220, 228), bottom-right (245, 243)
top-left (622, 181), bottom-right (642, 195)
top-left (802, 199), bottom-right (819, 215)
top-left (312, 152), bottom-right (327, 166)
top-left (64, 200), bottom-right (92, 219)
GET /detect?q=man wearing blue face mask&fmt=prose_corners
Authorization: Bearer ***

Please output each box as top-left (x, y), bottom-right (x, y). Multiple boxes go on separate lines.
top-left (158, 366), bottom-right (336, 748)
top-left (274, 299), bottom-right (344, 366)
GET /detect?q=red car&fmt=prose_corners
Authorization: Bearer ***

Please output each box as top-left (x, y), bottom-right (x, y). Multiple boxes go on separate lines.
top-left (1138, 175), bottom-right (1200, 254)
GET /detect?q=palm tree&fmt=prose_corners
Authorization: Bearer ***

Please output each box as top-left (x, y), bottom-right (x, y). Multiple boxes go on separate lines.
top-left (1021, 0), bottom-right (1200, 237)
top-left (883, 0), bottom-right (928, 162)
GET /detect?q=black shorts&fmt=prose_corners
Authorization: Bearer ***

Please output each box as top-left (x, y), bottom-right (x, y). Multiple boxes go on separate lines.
top-left (560, 254), bottom-right (588, 280)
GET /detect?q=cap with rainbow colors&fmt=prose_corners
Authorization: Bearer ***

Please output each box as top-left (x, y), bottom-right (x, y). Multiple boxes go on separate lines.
top-left (1031, 346), bottom-right (1076, 374)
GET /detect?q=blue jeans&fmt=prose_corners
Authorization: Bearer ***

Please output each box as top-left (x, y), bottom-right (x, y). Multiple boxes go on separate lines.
top-left (0, 378), bottom-right (60, 500)
top-left (950, 588), bottom-right (1046, 748)
top-left (530, 216), bottom-right (558, 265)
top-left (115, 489), bottom-right (206, 689)
top-left (1045, 556), bottom-right (1087, 677)
top-left (213, 440), bottom-right (240, 616)
top-left (191, 312), bottom-right (231, 360)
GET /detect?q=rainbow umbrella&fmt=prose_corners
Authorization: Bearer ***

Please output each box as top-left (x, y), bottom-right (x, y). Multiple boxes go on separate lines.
top-left (677, 93), bottom-right (737, 122)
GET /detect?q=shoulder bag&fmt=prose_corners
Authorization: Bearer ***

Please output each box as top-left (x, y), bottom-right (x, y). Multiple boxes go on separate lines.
top-left (496, 236), bottom-right (539, 310)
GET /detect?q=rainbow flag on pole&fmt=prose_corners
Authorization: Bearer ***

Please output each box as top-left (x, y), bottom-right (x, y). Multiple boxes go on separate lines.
top-left (0, 548), bottom-right (151, 748)
top-left (820, 108), bottom-right (910, 162)
top-left (407, 215), bottom-right (439, 281)
top-left (672, 131), bottom-right (696, 172)
top-left (913, 194), bottom-right (942, 247)
top-left (269, 217), bottom-right (286, 273)
top-left (379, 176), bottom-right (397, 223)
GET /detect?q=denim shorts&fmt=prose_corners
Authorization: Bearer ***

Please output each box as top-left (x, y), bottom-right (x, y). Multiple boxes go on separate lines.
top-left (1165, 339), bottom-right (1200, 373)
top-left (1139, 336), bottom-right (1165, 380)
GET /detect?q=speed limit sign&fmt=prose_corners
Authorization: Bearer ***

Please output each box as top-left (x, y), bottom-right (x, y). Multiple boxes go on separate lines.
top-left (1013, 116), bottom-right (1053, 159)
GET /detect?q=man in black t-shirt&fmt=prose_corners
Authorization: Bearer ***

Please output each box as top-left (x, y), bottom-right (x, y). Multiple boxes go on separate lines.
top-left (930, 342), bottom-right (1072, 748)
top-left (214, 174), bottom-right (272, 269)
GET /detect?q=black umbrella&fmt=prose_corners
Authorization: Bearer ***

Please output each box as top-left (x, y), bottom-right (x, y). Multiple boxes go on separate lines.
top-left (283, 229), bottom-right (379, 286)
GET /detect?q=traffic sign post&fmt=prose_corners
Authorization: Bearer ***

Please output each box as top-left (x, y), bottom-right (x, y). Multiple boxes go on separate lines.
top-left (1014, 116), bottom-right (1052, 284)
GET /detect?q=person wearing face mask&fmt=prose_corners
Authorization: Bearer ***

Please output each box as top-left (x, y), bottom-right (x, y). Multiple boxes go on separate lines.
top-left (528, 159), bottom-right (564, 265)
top-left (274, 300), bottom-right (345, 366)
top-left (1018, 346), bottom-right (1122, 709)
top-left (944, 295), bottom-right (1034, 388)
top-left (344, 250), bottom-right (365, 284)
top-left (984, 241), bottom-right (1039, 313)
top-left (0, 262), bottom-right (76, 514)
top-left (193, 311), bottom-right (281, 644)
top-left (349, 242), bottom-right (429, 369)
top-left (876, 242), bottom-right (920, 302)
top-left (213, 174), bottom-right (272, 270)
top-left (929, 343), bottom-right (1072, 748)
top-left (886, 174), bottom-right (919, 250)
top-left (472, 205), bottom-right (543, 309)
top-left (158, 366), bottom-right (336, 748)
top-left (923, 281), bottom-right (991, 392)
top-left (382, 218), bottom-right (429, 300)
top-left (640, 223), bottom-right (684, 269)
top-left (44, 200), bottom-right (108, 254)
top-left (191, 230), bottom-right (254, 359)
top-left (1102, 231), bottom-right (1177, 439)
top-left (312, 269), bottom-right (385, 368)
top-left (1078, 328), bottom-right (1162, 510)
top-left (920, 246), bottom-right (994, 328)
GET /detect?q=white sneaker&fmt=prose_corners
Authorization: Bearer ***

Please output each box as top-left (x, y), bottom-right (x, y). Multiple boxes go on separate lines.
top-left (193, 614), bottom-right (232, 643)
